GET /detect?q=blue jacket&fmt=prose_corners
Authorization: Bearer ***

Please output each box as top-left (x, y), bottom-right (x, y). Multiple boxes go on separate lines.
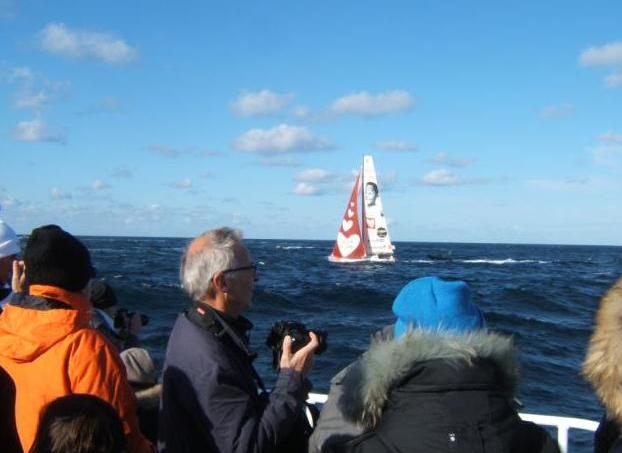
top-left (158, 306), bottom-right (308, 453)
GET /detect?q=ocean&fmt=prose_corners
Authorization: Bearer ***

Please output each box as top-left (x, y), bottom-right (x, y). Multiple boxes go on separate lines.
top-left (82, 236), bottom-right (622, 452)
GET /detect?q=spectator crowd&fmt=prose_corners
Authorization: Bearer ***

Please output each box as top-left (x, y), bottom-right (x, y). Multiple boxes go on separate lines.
top-left (0, 216), bottom-right (620, 452)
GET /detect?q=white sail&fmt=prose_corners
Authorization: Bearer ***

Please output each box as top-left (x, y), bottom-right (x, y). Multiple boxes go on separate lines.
top-left (362, 155), bottom-right (395, 260)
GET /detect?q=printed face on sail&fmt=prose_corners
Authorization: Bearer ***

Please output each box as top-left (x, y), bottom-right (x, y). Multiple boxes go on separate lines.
top-left (365, 182), bottom-right (378, 206)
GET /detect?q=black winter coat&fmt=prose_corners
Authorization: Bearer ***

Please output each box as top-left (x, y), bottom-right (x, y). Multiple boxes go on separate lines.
top-left (334, 331), bottom-right (559, 453)
top-left (0, 365), bottom-right (21, 453)
top-left (158, 306), bottom-right (309, 453)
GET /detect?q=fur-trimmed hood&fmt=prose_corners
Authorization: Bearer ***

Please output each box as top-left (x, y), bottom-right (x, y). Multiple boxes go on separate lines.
top-left (583, 277), bottom-right (622, 424)
top-left (338, 329), bottom-right (519, 429)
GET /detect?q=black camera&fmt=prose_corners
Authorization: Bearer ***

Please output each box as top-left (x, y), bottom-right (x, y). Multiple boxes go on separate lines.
top-left (114, 308), bottom-right (149, 330)
top-left (265, 320), bottom-right (327, 370)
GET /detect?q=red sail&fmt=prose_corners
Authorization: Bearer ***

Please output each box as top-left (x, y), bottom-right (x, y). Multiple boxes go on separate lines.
top-left (329, 173), bottom-right (367, 261)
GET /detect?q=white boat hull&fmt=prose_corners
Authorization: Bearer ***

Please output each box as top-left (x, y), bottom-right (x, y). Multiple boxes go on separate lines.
top-left (328, 255), bottom-right (395, 263)
top-left (368, 255), bottom-right (395, 263)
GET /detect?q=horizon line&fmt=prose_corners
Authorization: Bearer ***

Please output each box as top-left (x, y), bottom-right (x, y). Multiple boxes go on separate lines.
top-left (15, 232), bottom-right (621, 248)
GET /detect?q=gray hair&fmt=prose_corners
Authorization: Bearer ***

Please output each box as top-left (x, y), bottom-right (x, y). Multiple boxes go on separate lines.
top-left (180, 227), bottom-right (243, 302)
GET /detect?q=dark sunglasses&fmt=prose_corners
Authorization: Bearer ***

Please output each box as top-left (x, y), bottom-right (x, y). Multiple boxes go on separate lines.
top-left (221, 264), bottom-right (258, 281)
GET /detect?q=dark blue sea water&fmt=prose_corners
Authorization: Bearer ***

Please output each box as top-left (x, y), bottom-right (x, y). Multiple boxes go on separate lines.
top-left (83, 237), bottom-right (622, 452)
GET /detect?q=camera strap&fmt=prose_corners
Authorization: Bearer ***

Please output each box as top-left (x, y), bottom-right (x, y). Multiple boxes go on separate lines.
top-left (186, 303), bottom-right (267, 393)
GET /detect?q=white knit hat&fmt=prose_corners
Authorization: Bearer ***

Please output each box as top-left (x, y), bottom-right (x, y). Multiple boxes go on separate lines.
top-left (120, 348), bottom-right (157, 386)
top-left (0, 220), bottom-right (20, 259)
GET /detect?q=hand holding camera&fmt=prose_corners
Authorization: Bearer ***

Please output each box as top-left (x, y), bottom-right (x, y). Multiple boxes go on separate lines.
top-left (266, 320), bottom-right (328, 376)
top-left (114, 308), bottom-right (149, 336)
top-left (280, 332), bottom-right (319, 377)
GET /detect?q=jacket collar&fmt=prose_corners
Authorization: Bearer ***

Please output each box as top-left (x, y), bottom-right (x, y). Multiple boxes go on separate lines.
top-left (339, 329), bottom-right (518, 429)
top-left (27, 285), bottom-right (91, 312)
top-left (184, 303), bottom-right (265, 392)
top-left (188, 302), bottom-right (253, 342)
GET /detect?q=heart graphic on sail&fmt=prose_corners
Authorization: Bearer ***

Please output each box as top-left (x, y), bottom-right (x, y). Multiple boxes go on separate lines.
top-left (337, 232), bottom-right (360, 257)
top-left (342, 219), bottom-right (353, 231)
top-left (347, 209), bottom-right (354, 218)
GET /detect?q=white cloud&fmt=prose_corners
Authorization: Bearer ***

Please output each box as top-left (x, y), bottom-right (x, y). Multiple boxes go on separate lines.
top-left (526, 177), bottom-right (592, 191)
top-left (110, 167), bottom-right (133, 178)
top-left (149, 144), bottom-right (181, 158)
top-left (81, 96), bottom-right (123, 114)
top-left (422, 169), bottom-right (460, 186)
top-left (91, 179), bottom-right (109, 191)
top-left (605, 69), bottom-right (622, 87)
top-left (231, 90), bottom-right (293, 116)
top-left (15, 90), bottom-right (52, 109)
top-left (580, 42), bottom-right (622, 66)
top-left (376, 140), bottom-right (417, 152)
top-left (148, 144), bottom-right (219, 159)
top-left (580, 42), bottom-right (622, 88)
top-left (539, 103), bottom-right (575, 119)
top-left (8, 66), bottom-right (34, 82)
top-left (592, 144), bottom-right (622, 167)
top-left (256, 156), bottom-right (301, 167)
top-left (192, 149), bottom-right (220, 158)
top-left (172, 177), bottom-right (193, 189)
top-left (380, 170), bottom-right (399, 190)
top-left (99, 96), bottom-right (122, 111)
top-left (293, 182), bottom-right (322, 196)
top-left (12, 117), bottom-right (65, 144)
top-left (38, 22), bottom-right (138, 64)
top-left (4, 67), bottom-right (69, 111)
top-left (295, 168), bottom-right (332, 183)
top-left (430, 152), bottom-right (475, 168)
top-left (0, 188), bottom-right (20, 209)
top-left (230, 212), bottom-right (252, 227)
top-left (291, 106), bottom-right (311, 119)
top-left (50, 187), bottom-right (72, 200)
top-left (598, 132), bottom-right (622, 144)
top-left (233, 123), bottom-right (333, 154)
top-left (330, 90), bottom-right (413, 116)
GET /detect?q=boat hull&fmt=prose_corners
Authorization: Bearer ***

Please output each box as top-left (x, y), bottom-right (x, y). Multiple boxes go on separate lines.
top-left (328, 255), bottom-right (395, 263)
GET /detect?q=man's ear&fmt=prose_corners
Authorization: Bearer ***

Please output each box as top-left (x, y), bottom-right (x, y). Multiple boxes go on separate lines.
top-left (212, 271), bottom-right (228, 293)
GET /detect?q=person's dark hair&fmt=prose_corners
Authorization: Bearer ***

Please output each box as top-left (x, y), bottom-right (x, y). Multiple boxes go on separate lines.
top-left (365, 181), bottom-right (378, 194)
top-left (29, 394), bottom-right (126, 453)
top-left (24, 225), bottom-right (94, 292)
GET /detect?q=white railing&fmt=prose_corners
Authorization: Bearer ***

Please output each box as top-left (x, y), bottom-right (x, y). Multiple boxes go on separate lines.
top-left (307, 393), bottom-right (598, 453)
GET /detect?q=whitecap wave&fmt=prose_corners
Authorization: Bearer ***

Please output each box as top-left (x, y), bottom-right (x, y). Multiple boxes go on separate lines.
top-left (275, 245), bottom-right (315, 250)
top-left (458, 259), bottom-right (548, 265)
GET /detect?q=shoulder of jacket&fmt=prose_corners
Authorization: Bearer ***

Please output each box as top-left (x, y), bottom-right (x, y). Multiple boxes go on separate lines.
top-left (68, 328), bottom-right (123, 364)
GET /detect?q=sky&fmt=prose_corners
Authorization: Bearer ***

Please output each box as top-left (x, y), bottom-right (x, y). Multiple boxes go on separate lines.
top-left (1, 1), bottom-right (621, 245)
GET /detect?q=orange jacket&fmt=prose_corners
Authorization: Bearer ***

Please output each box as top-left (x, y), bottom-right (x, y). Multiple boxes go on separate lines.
top-left (0, 285), bottom-right (152, 453)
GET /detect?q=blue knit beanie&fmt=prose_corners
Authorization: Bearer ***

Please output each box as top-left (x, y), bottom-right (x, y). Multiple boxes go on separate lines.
top-left (393, 276), bottom-right (485, 338)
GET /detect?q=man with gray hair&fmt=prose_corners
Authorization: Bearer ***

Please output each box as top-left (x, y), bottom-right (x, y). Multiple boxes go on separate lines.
top-left (159, 227), bottom-right (319, 453)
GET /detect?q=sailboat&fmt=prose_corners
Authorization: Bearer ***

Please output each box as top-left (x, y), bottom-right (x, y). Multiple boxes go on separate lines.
top-left (329, 155), bottom-right (396, 263)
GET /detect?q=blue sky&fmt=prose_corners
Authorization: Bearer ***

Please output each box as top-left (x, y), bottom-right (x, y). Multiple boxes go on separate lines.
top-left (1, 1), bottom-right (621, 245)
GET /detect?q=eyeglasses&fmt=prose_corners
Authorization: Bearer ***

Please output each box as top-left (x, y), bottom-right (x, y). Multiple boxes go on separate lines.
top-left (221, 263), bottom-right (258, 281)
